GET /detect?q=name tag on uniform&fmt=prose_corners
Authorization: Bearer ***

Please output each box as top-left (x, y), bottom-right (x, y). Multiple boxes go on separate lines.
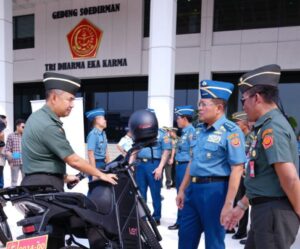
top-left (207, 134), bottom-right (221, 143)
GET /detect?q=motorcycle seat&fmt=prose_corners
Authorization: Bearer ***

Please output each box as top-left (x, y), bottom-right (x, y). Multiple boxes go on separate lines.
top-left (51, 192), bottom-right (98, 212)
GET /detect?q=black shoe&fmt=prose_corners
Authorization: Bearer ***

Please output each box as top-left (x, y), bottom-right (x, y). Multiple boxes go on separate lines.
top-left (240, 239), bottom-right (247, 245)
top-left (232, 232), bottom-right (247, 240)
top-left (155, 220), bottom-right (160, 226)
top-left (168, 223), bottom-right (179, 230)
top-left (226, 229), bottom-right (235, 234)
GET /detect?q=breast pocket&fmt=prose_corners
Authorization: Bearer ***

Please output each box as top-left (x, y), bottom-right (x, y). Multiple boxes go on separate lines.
top-left (201, 142), bottom-right (222, 161)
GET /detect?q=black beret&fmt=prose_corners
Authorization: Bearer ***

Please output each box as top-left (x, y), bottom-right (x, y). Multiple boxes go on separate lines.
top-left (43, 72), bottom-right (81, 95)
top-left (238, 64), bottom-right (281, 94)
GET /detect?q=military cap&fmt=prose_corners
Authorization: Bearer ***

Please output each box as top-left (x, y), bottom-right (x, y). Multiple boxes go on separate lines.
top-left (232, 111), bottom-right (248, 122)
top-left (175, 105), bottom-right (194, 117)
top-left (43, 72), bottom-right (81, 95)
top-left (238, 64), bottom-right (281, 94)
top-left (85, 108), bottom-right (105, 122)
top-left (200, 80), bottom-right (234, 101)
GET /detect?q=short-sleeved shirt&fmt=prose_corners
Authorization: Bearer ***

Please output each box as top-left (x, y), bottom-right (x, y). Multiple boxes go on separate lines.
top-left (22, 105), bottom-right (74, 175)
top-left (138, 129), bottom-right (172, 159)
top-left (175, 124), bottom-right (195, 162)
top-left (244, 109), bottom-right (299, 199)
top-left (87, 128), bottom-right (107, 160)
top-left (190, 115), bottom-right (246, 177)
top-left (118, 135), bottom-right (133, 152)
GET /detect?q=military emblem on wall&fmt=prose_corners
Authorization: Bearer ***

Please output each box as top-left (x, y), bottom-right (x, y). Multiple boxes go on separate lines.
top-left (67, 18), bottom-right (103, 59)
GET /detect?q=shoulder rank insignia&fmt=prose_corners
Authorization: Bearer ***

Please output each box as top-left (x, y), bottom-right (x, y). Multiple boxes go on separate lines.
top-left (223, 121), bottom-right (236, 132)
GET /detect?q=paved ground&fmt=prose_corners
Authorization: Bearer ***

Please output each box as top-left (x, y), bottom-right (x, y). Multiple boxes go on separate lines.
top-left (1, 165), bottom-right (300, 248)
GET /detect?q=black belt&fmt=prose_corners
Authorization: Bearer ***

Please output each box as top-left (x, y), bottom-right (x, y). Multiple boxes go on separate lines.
top-left (139, 158), bottom-right (160, 163)
top-left (191, 176), bottom-right (229, 184)
top-left (25, 172), bottom-right (64, 179)
top-left (249, 196), bottom-right (288, 206)
top-left (95, 159), bottom-right (105, 162)
top-left (176, 161), bottom-right (189, 165)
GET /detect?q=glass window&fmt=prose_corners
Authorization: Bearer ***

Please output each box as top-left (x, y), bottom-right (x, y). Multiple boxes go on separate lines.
top-left (13, 14), bottom-right (34, 50)
top-left (144, 0), bottom-right (201, 37)
top-left (177, 0), bottom-right (201, 35)
top-left (214, 0), bottom-right (300, 32)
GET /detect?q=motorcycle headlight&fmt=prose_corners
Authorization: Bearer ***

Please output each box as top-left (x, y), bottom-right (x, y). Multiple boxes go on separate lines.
top-left (14, 201), bottom-right (46, 215)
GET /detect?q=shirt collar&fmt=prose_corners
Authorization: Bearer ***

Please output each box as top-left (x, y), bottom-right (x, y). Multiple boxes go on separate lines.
top-left (254, 108), bottom-right (280, 128)
top-left (182, 124), bottom-right (193, 133)
top-left (204, 115), bottom-right (226, 131)
top-left (42, 105), bottom-right (63, 125)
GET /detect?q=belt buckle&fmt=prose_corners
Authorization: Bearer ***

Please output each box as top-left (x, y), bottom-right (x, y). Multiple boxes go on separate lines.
top-left (142, 158), bottom-right (148, 163)
top-left (176, 161), bottom-right (179, 165)
top-left (191, 177), bottom-right (197, 183)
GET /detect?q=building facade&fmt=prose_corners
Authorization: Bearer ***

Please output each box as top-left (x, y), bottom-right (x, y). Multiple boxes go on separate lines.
top-left (1, 0), bottom-right (300, 141)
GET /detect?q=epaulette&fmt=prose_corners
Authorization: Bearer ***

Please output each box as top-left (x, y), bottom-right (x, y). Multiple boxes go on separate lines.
top-left (263, 117), bottom-right (272, 125)
top-left (223, 121), bottom-right (237, 132)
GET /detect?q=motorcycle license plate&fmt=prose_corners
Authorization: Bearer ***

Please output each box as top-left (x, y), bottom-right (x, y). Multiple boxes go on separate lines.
top-left (6, 235), bottom-right (48, 249)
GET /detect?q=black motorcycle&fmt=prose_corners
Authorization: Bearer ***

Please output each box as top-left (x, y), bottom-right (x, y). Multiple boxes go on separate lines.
top-left (0, 196), bottom-right (12, 246)
top-left (0, 141), bottom-right (162, 249)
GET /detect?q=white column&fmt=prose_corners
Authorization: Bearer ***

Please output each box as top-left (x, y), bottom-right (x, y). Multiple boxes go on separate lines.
top-left (0, 0), bottom-right (13, 131)
top-left (148, 0), bottom-right (177, 127)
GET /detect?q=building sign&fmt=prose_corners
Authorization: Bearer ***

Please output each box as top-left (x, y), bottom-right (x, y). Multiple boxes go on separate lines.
top-left (67, 18), bottom-right (103, 59)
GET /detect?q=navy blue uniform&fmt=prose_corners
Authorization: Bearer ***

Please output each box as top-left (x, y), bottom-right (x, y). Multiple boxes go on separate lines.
top-left (136, 129), bottom-right (172, 220)
top-left (174, 124), bottom-right (195, 225)
top-left (179, 116), bottom-right (246, 249)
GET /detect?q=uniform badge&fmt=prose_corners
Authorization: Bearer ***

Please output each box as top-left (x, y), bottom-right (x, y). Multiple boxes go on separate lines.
top-left (262, 128), bottom-right (273, 138)
top-left (207, 134), bottom-right (221, 143)
top-left (262, 135), bottom-right (273, 149)
top-left (202, 81), bottom-right (207, 86)
top-left (231, 137), bottom-right (241, 147)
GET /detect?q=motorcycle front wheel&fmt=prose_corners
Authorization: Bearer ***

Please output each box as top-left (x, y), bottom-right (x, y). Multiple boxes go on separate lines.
top-left (139, 219), bottom-right (162, 249)
top-left (0, 219), bottom-right (12, 246)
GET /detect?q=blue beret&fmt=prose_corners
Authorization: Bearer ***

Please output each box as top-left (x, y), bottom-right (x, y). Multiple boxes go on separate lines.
top-left (238, 64), bottom-right (281, 94)
top-left (85, 108), bottom-right (105, 121)
top-left (200, 80), bottom-right (234, 101)
top-left (175, 105), bottom-right (194, 116)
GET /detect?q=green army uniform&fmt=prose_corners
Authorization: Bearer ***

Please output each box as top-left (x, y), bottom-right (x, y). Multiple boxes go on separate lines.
top-left (238, 64), bottom-right (300, 249)
top-left (21, 72), bottom-right (80, 193)
top-left (245, 108), bottom-right (299, 198)
top-left (22, 105), bottom-right (74, 175)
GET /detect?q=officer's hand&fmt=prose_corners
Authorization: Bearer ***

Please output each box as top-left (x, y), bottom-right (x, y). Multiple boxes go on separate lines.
top-left (221, 206), bottom-right (244, 230)
top-left (152, 167), bottom-right (163, 180)
top-left (64, 174), bottom-right (80, 184)
top-left (168, 158), bottom-right (174, 165)
top-left (176, 191), bottom-right (185, 209)
top-left (99, 173), bottom-right (118, 185)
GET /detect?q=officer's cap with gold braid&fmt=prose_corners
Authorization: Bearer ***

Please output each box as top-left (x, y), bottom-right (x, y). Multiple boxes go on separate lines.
top-left (43, 72), bottom-right (81, 95)
top-left (200, 80), bottom-right (234, 101)
top-left (232, 111), bottom-right (248, 122)
top-left (238, 64), bottom-right (281, 94)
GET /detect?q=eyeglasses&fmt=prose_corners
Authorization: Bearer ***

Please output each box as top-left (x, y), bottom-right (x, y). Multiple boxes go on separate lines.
top-left (198, 102), bottom-right (216, 108)
top-left (240, 95), bottom-right (253, 106)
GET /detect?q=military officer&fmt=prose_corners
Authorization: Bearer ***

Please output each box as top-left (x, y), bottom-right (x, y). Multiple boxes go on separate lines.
top-left (168, 105), bottom-right (195, 230)
top-left (85, 108), bottom-right (110, 180)
top-left (226, 64), bottom-right (300, 249)
top-left (21, 72), bottom-right (118, 248)
top-left (231, 111), bottom-right (253, 243)
top-left (135, 109), bottom-right (172, 225)
top-left (176, 80), bottom-right (246, 249)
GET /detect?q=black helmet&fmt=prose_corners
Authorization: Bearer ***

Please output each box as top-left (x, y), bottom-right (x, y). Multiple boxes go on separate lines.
top-left (128, 109), bottom-right (158, 143)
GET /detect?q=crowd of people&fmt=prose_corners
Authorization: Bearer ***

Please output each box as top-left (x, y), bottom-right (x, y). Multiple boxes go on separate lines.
top-left (0, 63), bottom-right (300, 248)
